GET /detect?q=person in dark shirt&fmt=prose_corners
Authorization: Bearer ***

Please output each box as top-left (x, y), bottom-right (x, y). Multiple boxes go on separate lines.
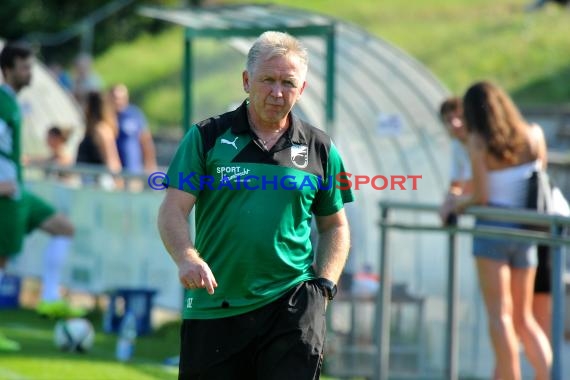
top-left (76, 91), bottom-right (122, 188)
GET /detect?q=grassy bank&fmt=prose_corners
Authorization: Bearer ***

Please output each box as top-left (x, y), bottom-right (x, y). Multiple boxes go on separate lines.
top-left (94, 0), bottom-right (570, 130)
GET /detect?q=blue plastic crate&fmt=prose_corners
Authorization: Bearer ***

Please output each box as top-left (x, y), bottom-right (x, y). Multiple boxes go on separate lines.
top-left (103, 288), bottom-right (158, 336)
top-left (0, 274), bottom-right (21, 309)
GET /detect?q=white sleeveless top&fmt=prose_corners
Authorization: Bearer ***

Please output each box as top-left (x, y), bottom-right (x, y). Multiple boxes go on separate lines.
top-left (487, 160), bottom-right (540, 208)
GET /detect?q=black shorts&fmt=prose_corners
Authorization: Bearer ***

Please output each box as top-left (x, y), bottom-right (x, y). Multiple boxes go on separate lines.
top-left (179, 280), bottom-right (327, 380)
top-left (534, 244), bottom-right (551, 294)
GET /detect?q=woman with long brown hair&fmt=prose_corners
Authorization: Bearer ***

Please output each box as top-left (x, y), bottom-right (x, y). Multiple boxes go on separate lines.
top-left (76, 91), bottom-right (122, 187)
top-left (453, 81), bottom-right (551, 380)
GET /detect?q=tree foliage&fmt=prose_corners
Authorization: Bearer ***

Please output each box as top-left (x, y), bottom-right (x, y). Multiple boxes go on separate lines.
top-left (0, 0), bottom-right (183, 64)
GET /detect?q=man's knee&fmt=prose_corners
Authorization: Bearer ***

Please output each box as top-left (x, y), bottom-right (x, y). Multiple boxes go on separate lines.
top-left (41, 214), bottom-right (74, 236)
top-left (60, 220), bottom-right (74, 236)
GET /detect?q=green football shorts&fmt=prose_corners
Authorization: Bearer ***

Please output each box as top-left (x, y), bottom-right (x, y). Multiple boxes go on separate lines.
top-left (0, 189), bottom-right (56, 257)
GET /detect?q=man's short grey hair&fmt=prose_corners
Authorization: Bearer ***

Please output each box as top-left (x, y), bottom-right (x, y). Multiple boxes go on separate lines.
top-left (246, 31), bottom-right (308, 76)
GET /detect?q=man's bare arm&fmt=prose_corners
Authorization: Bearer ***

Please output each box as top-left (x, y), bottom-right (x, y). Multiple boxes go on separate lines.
top-left (157, 188), bottom-right (217, 294)
top-left (314, 209), bottom-right (351, 283)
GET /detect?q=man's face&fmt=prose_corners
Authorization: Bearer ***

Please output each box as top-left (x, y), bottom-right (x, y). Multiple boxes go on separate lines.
top-left (110, 86), bottom-right (129, 111)
top-left (46, 133), bottom-right (60, 151)
top-left (443, 110), bottom-right (467, 141)
top-left (6, 57), bottom-right (33, 91)
top-left (242, 53), bottom-right (306, 125)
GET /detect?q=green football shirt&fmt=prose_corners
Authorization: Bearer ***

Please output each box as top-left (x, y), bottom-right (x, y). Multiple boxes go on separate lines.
top-left (0, 85), bottom-right (22, 186)
top-left (166, 100), bottom-right (354, 319)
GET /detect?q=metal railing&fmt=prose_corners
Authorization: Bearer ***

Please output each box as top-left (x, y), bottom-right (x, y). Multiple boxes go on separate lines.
top-left (24, 162), bottom-right (166, 192)
top-left (375, 201), bottom-right (570, 380)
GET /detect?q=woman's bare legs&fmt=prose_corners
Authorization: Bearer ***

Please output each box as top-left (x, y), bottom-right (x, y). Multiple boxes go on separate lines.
top-left (511, 268), bottom-right (552, 380)
top-left (532, 294), bottom-right (551, 341)
top-left (476, 258), bottom-right (521, 380)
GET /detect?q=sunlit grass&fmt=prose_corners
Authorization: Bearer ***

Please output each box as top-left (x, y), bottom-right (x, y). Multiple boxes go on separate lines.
top-left (94, 0), bottom-right (570, 130)
top-left (0, 308), bottom-right (179, 380)
top-left (0, 308), bottom-right (340, 379)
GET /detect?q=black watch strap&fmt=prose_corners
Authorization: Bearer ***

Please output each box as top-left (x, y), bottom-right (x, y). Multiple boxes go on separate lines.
top-left (315, 277), bottom-right (338, 300)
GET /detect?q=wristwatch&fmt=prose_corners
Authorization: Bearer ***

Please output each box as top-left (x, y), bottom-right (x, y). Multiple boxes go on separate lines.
top-left (314, 277), bottom-right (338, 300)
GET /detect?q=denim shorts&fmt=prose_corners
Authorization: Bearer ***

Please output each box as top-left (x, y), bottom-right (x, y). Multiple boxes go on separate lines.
top-left (473, 218), bottom-right (537, 268)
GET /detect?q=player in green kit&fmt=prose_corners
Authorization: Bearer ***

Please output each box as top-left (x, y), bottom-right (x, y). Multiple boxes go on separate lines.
top-left (0, 43), bottom-right (83, 351)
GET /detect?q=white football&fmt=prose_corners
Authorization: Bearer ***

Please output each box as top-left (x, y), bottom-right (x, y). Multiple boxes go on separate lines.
top-left (54, 318), bottom-right (95, 353)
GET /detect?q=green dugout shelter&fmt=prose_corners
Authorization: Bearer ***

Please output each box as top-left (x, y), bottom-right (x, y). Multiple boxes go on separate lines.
top-left (140, 4), bottom-right (337, 135)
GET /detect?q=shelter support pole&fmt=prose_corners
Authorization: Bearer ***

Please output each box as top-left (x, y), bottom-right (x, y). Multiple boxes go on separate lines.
top-left (551, 224), bottom-right (565, 380)
top-left (325, 27), bottom-right (335, 139)
top-left (183, 34), bottom-right (193, 133)
top-left (445, 220), bottom-right (459, 380)
top-left (374, 206), bottom-right (391, 380)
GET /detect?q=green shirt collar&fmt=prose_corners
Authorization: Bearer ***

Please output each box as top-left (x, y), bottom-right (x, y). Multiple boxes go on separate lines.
top-left (230, 99), bottom-right (308, 145)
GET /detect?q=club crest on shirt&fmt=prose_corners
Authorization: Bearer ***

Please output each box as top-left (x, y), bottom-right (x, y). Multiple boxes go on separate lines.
top-left (291, 144), bottom-right (309, 169)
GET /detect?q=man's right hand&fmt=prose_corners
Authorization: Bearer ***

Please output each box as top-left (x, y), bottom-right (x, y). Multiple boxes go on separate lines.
top-left (439, 193), bottom-right (457, 225)
top-left (177, 254), bottom-right (218, 295)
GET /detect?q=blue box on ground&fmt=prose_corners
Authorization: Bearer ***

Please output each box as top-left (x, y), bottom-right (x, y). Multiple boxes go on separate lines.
top-left (103, 288), bottom-right (158, 336)
top-left (0, 274), bottom-right (21, 309)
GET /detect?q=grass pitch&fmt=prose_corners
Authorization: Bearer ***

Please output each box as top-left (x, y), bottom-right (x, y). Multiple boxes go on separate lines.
top-left (0, 307), bottom-right (180, 380)
top-left (0, 307), bottom-right (340, 380)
